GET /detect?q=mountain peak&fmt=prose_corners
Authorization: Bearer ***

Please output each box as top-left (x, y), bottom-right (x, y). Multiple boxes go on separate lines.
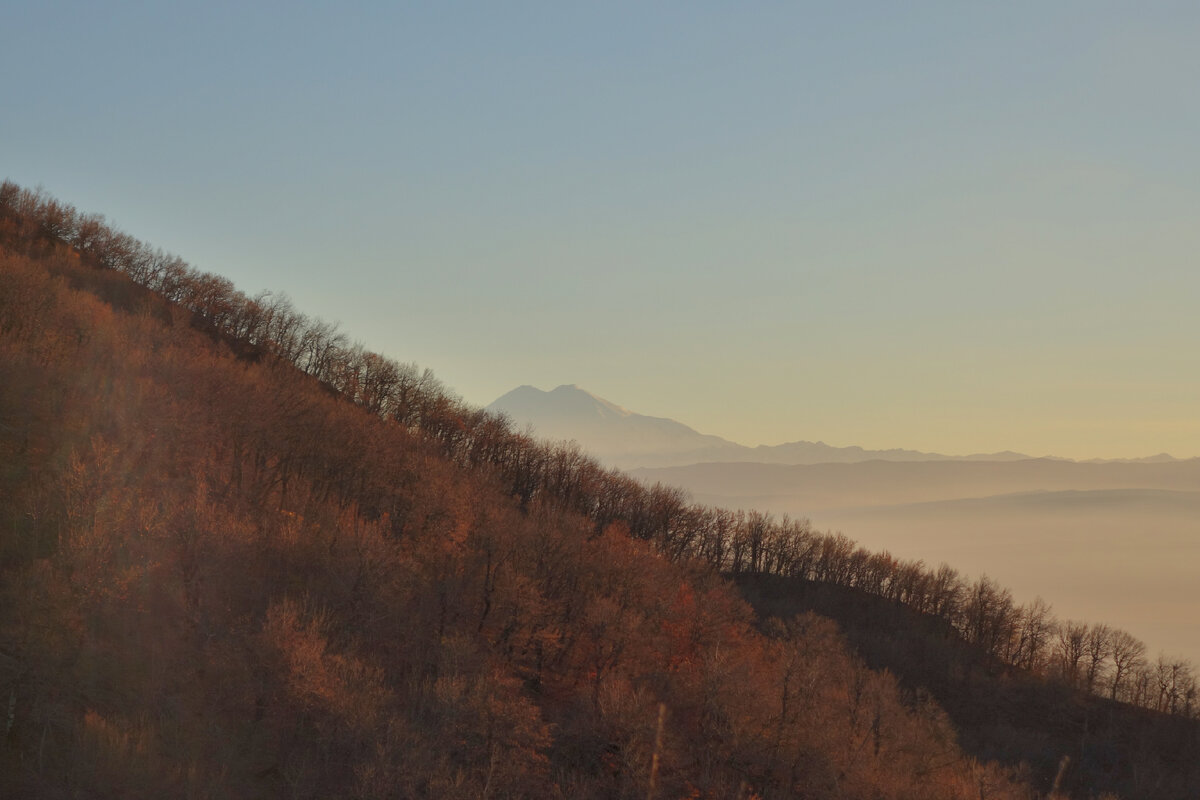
top-left (487, 385), bottom-right (737, 467)
top-left (491, 384), bottom-right (633, 421)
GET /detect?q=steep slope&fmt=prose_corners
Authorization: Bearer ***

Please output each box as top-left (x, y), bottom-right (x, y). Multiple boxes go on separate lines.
top-left (738, 573), bottom-right (1200, 800)
top-left (1, 184), bottom-right (1047, 799)
top-left (4, 182), bottom-right (1198, 799)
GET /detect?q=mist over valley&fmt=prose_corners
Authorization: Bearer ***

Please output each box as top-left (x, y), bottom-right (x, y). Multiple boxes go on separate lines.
top-left (499, 384), bottom-right (1200, 665)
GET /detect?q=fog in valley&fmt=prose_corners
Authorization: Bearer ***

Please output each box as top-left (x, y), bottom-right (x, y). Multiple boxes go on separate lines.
top-left (636, 463), bottom-right (1200, 666)
top-left (828, 493), bottom-right (1199, 662)
top-left (495, 386), bottom-right (1200, 667)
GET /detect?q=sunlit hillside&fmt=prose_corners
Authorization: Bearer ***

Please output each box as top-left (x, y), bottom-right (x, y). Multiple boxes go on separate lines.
top-left (2, 183), bottom-right (1198, 798)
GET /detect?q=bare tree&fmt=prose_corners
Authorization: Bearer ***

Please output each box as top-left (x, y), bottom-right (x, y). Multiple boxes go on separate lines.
top-left (1055, 621), bottom-right (1088, 687)
top-left (1107, 629), bottom-right (1146, 701)
top-left (1012, 598), bottom-right (1054, 671)
top-left (1083, 623), bottom-right (1112, 692)
top-left (959, 575), bottom-right (1018, 660)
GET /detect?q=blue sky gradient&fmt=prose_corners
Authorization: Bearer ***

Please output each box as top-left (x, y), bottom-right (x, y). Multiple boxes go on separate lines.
top-left (5, 2), bottom-right (1199, 457)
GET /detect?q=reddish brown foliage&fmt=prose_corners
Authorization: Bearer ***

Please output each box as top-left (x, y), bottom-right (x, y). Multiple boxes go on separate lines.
top-left (3, 182), bottom-right (1190, 799)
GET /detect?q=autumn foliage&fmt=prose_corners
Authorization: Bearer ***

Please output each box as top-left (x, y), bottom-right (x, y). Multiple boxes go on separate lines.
top-left (1, 182), bottom-right (1195, 798)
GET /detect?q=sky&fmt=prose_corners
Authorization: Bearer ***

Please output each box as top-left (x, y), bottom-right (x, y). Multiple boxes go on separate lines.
top-left (4, 2), bottom-right (1199, 459)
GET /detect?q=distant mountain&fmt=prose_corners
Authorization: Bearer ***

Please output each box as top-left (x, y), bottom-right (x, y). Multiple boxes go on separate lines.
top-left (1083, 452), bottom-right (1179, 464)
top-left (743, 441), bottom-right (1037, 465)
top-left (487, 385), bottom-right (745, 467)
top-left (487, 384), bottom-right (1037, 468)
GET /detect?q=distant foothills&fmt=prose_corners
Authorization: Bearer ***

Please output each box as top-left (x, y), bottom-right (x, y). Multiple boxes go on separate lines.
top-left (487, 384), bottom-right (1182, 470)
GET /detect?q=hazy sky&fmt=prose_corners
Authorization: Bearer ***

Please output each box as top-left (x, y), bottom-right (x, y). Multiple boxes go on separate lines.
top-left (5, 2), bottom-right (1199, 459)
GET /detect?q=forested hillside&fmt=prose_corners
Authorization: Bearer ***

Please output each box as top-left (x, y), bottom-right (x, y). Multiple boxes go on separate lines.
top-left (1, 182), bottom-right (1196, 798)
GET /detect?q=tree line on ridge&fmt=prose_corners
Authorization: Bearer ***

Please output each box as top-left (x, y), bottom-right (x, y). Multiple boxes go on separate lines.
top-left (1, 180), bottom-right (1192, 720)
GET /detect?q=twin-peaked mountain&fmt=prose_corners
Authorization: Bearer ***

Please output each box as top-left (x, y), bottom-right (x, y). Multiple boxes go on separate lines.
top-left (487, 383), bottom-right (1036, 470)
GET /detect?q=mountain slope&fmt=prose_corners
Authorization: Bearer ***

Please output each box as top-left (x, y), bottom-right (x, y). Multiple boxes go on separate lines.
top-left (1, 183), bottom-right (1052, 800)
top-left (5, 182), bottom-right (1198, 799)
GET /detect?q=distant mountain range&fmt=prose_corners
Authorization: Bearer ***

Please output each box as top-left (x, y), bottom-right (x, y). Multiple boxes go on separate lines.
top-left (629, 458), bottom-right (1200, 514)
top-left (487, 384), bottom-right (1178, 469)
